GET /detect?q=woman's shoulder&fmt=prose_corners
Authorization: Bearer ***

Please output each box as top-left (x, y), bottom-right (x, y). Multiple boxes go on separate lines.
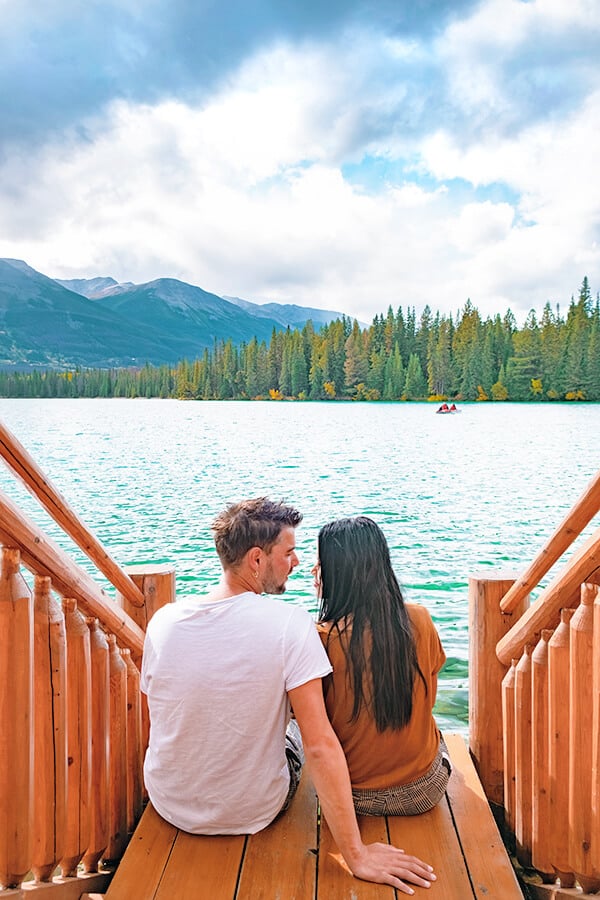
top-left (405, 603), bottom-right (434, 626)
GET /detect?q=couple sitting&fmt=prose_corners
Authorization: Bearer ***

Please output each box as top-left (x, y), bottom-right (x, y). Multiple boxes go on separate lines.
top-left (141, 498), bottom-right (448, 891)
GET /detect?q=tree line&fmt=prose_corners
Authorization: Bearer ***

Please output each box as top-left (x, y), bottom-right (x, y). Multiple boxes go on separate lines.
top-left (1, 278), bottom-right (598, 402)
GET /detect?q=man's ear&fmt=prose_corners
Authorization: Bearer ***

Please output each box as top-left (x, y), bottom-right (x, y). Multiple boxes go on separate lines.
top-left (246, 546), bottom-right (262, 571)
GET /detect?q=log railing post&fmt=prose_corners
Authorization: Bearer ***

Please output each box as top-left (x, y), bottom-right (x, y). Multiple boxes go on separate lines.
top-left (569, 583), bottom-right (600, 893)
top-left (514, 643), bottom-right (533, 867)
top-left (0, 547), bottom-right (33, 890)
top-left (469, 571), bottom-right (528, 806)
top-left (60, 599), bottom-right (92, 878)
top-left (501, 658), bottom-right (518, 841)
top-left (548, 608), bottom-right (575, 887)
top-left (531, 629), bottom-right (553, 883)
top-left (121, 648), bottom-right (143, 833)
top-left (82, 618), bottom-right (110, 874)
top-left (105, 635), bottom-right (128, 865)
top-left (32, 575), bottom-right (67, 883)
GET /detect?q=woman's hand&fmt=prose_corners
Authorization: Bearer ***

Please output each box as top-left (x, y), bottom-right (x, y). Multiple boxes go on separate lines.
top-left (348, 841), bottom-right (436, 894)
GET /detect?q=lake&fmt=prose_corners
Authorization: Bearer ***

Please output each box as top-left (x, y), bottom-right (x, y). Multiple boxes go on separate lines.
top-left (0, 398), bottom-right (598, 733)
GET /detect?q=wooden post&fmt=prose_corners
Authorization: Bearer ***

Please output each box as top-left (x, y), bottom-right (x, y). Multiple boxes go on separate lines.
top-left (121, 649), bottom-right (144, 833)
top-left (117, 563), bottom-right (176, 637)
top-left (469, 571), bottom-right (528, 806)
top-left (514, 644), bottom-right (533, 867)
top-left (105, 635), bottom-right (128, 864)
top-left (501, 659), bottom-right (518, 839)
top-left (82, 618), bottom-right (110, 874)
top-left (569, 584), bottom-right (600, 893)
top-left (59, 598), bottom-right (92, 878)
top-left (32, 576), bottom-right (67, 883)
top-left (0, 547), bottom-right (33, 889)
top-left (117, 564), bottom-right (175, 765)
top-left (531, 629), bottom-right (554, 882)
top-left (548, 608), bottom-right (575, 887)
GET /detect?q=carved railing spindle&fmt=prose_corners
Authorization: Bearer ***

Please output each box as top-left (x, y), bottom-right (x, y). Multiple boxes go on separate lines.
top-left (569, 584), bottom-right (600, 893)
top-left (531, 629), bottom-right (553, 882)
top-left (0, 547), bottom-right (33, 890)
top-left (121, 648), bottom-right (143, 833)
top-left (32, 575), bottom-right (67, 883)
top-left (59, 598), bottom-right (92, 878)
top-left (501, 659), bottom-right (518, 839)
top-left (105, 635), bottom-right (128, 864)
top-left (82, 618), bottom-right (110, 873)
top-left (548, 608), bottom-right (575, 887)
top-left (514, 643), bottom-right (533, 867)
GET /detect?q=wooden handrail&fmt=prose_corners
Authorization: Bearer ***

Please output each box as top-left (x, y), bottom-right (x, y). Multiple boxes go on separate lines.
top-left (0, 420), bottom-right (145, 608)
top-left (500, 468), bottom-right (600, 613)
top-left (0, 486), bottom-right (145, 657)
top-left (496, 525), bottom-right (600, 665)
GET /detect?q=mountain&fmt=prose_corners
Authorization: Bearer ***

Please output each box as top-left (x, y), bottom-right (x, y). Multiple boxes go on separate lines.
top-left (0, 261), bottom-right (348, 369)
top-left (224, 296), bottom-right (344, 328)
top-left (56, 276), bottom-right (125, 298)
top-left (0, 259), bottom-right (170, 367)
top-left (87, 278), bottom-right (284, 352)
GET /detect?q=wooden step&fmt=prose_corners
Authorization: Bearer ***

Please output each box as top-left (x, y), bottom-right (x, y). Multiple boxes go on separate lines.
top-left (93, 733), bottom-right (525, 900)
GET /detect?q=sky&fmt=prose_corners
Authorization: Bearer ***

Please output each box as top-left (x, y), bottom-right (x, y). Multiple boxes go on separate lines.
top-left (0, 0), bottom-right (599, 325)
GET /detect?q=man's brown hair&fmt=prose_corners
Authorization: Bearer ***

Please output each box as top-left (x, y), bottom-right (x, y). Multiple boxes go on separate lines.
top-left (212, 497), bottom-right (302, 567)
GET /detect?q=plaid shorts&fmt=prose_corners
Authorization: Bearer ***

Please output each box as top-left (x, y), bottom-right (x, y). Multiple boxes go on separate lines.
top-left (351, 737), bottom-right (452, 817)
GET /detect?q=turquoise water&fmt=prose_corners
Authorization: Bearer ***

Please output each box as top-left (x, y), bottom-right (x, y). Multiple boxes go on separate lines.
top-left (0, 398), bottom-right (598, 733)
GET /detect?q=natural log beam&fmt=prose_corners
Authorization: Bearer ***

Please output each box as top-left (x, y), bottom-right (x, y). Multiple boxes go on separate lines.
top-left (0, 487), bottom-right (144, 657)
top-left (0, 420), bottom-right (144, 608)
top-left (500, 469), bottom-right (600, 613)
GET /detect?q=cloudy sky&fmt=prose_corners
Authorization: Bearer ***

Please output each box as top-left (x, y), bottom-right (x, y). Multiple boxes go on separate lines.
top-left (1, 0), bottom-right (598, 324)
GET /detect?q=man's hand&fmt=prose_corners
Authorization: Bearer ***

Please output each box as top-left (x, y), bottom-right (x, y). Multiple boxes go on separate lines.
top-left (348, 841), bottom-right (436, 894)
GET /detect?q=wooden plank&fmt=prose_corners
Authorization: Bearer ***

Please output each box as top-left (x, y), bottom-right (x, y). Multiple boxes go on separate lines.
top-left (153, 831), bottom-right (245, 900)
top-left (104, 804), bottom-right (177, 900)
top-left (237, 774), bottom-right (317, 900)
top-left (444, 734), bottom-right (524, 899)
top-left (387, 797), bottom-right (474, 898)
top-left (318, 810), bottom-right (395, 899)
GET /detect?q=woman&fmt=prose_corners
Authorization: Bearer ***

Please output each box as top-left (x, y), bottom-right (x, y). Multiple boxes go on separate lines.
top-left (314, 516), bottom-right (450, 816)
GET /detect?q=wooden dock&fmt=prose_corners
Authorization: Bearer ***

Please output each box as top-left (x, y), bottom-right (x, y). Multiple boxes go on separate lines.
top-left (93, 734), bottom-right (523, 900)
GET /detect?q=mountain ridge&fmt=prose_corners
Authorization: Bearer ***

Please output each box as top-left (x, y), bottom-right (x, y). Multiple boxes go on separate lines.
top-left (0, 260), bottom-right (349, 369)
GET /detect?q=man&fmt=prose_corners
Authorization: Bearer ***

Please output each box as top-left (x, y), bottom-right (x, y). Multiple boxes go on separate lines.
top-left (141, 497), bottom-right (435, 891)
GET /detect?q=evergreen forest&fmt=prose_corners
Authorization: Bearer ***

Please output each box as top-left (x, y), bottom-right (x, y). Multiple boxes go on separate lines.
top-left (1, 278), bottom-right (598, 402)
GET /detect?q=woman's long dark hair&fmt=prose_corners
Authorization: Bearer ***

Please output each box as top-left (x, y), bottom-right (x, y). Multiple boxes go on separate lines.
top-left (317, 516), bottom-right (425, 732)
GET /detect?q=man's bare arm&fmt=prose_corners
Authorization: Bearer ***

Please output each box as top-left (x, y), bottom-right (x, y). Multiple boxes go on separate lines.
top-left (288, 679), bottom-right (436, 893)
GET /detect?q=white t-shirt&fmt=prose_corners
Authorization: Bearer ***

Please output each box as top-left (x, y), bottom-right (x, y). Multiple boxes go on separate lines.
top-left (140, 592), bottom-right (332, 834)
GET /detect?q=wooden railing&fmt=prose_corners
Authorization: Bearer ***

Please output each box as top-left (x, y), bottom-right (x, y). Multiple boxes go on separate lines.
top-left (0, 421), bottom-right (175, 896)
top-left (468, 468), bottom-right (600, 896)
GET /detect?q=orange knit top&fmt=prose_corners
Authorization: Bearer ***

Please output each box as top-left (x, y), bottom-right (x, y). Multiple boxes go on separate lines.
top-left (317, 604), bottom-right (445, 789)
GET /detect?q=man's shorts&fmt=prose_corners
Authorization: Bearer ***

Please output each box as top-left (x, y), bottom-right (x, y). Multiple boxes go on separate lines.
top-left (274, 719), bottom-right (304, 819)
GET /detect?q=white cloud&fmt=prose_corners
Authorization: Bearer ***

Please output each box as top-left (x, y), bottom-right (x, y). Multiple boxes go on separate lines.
top-left (0, 6), bottom-right (598, 327)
